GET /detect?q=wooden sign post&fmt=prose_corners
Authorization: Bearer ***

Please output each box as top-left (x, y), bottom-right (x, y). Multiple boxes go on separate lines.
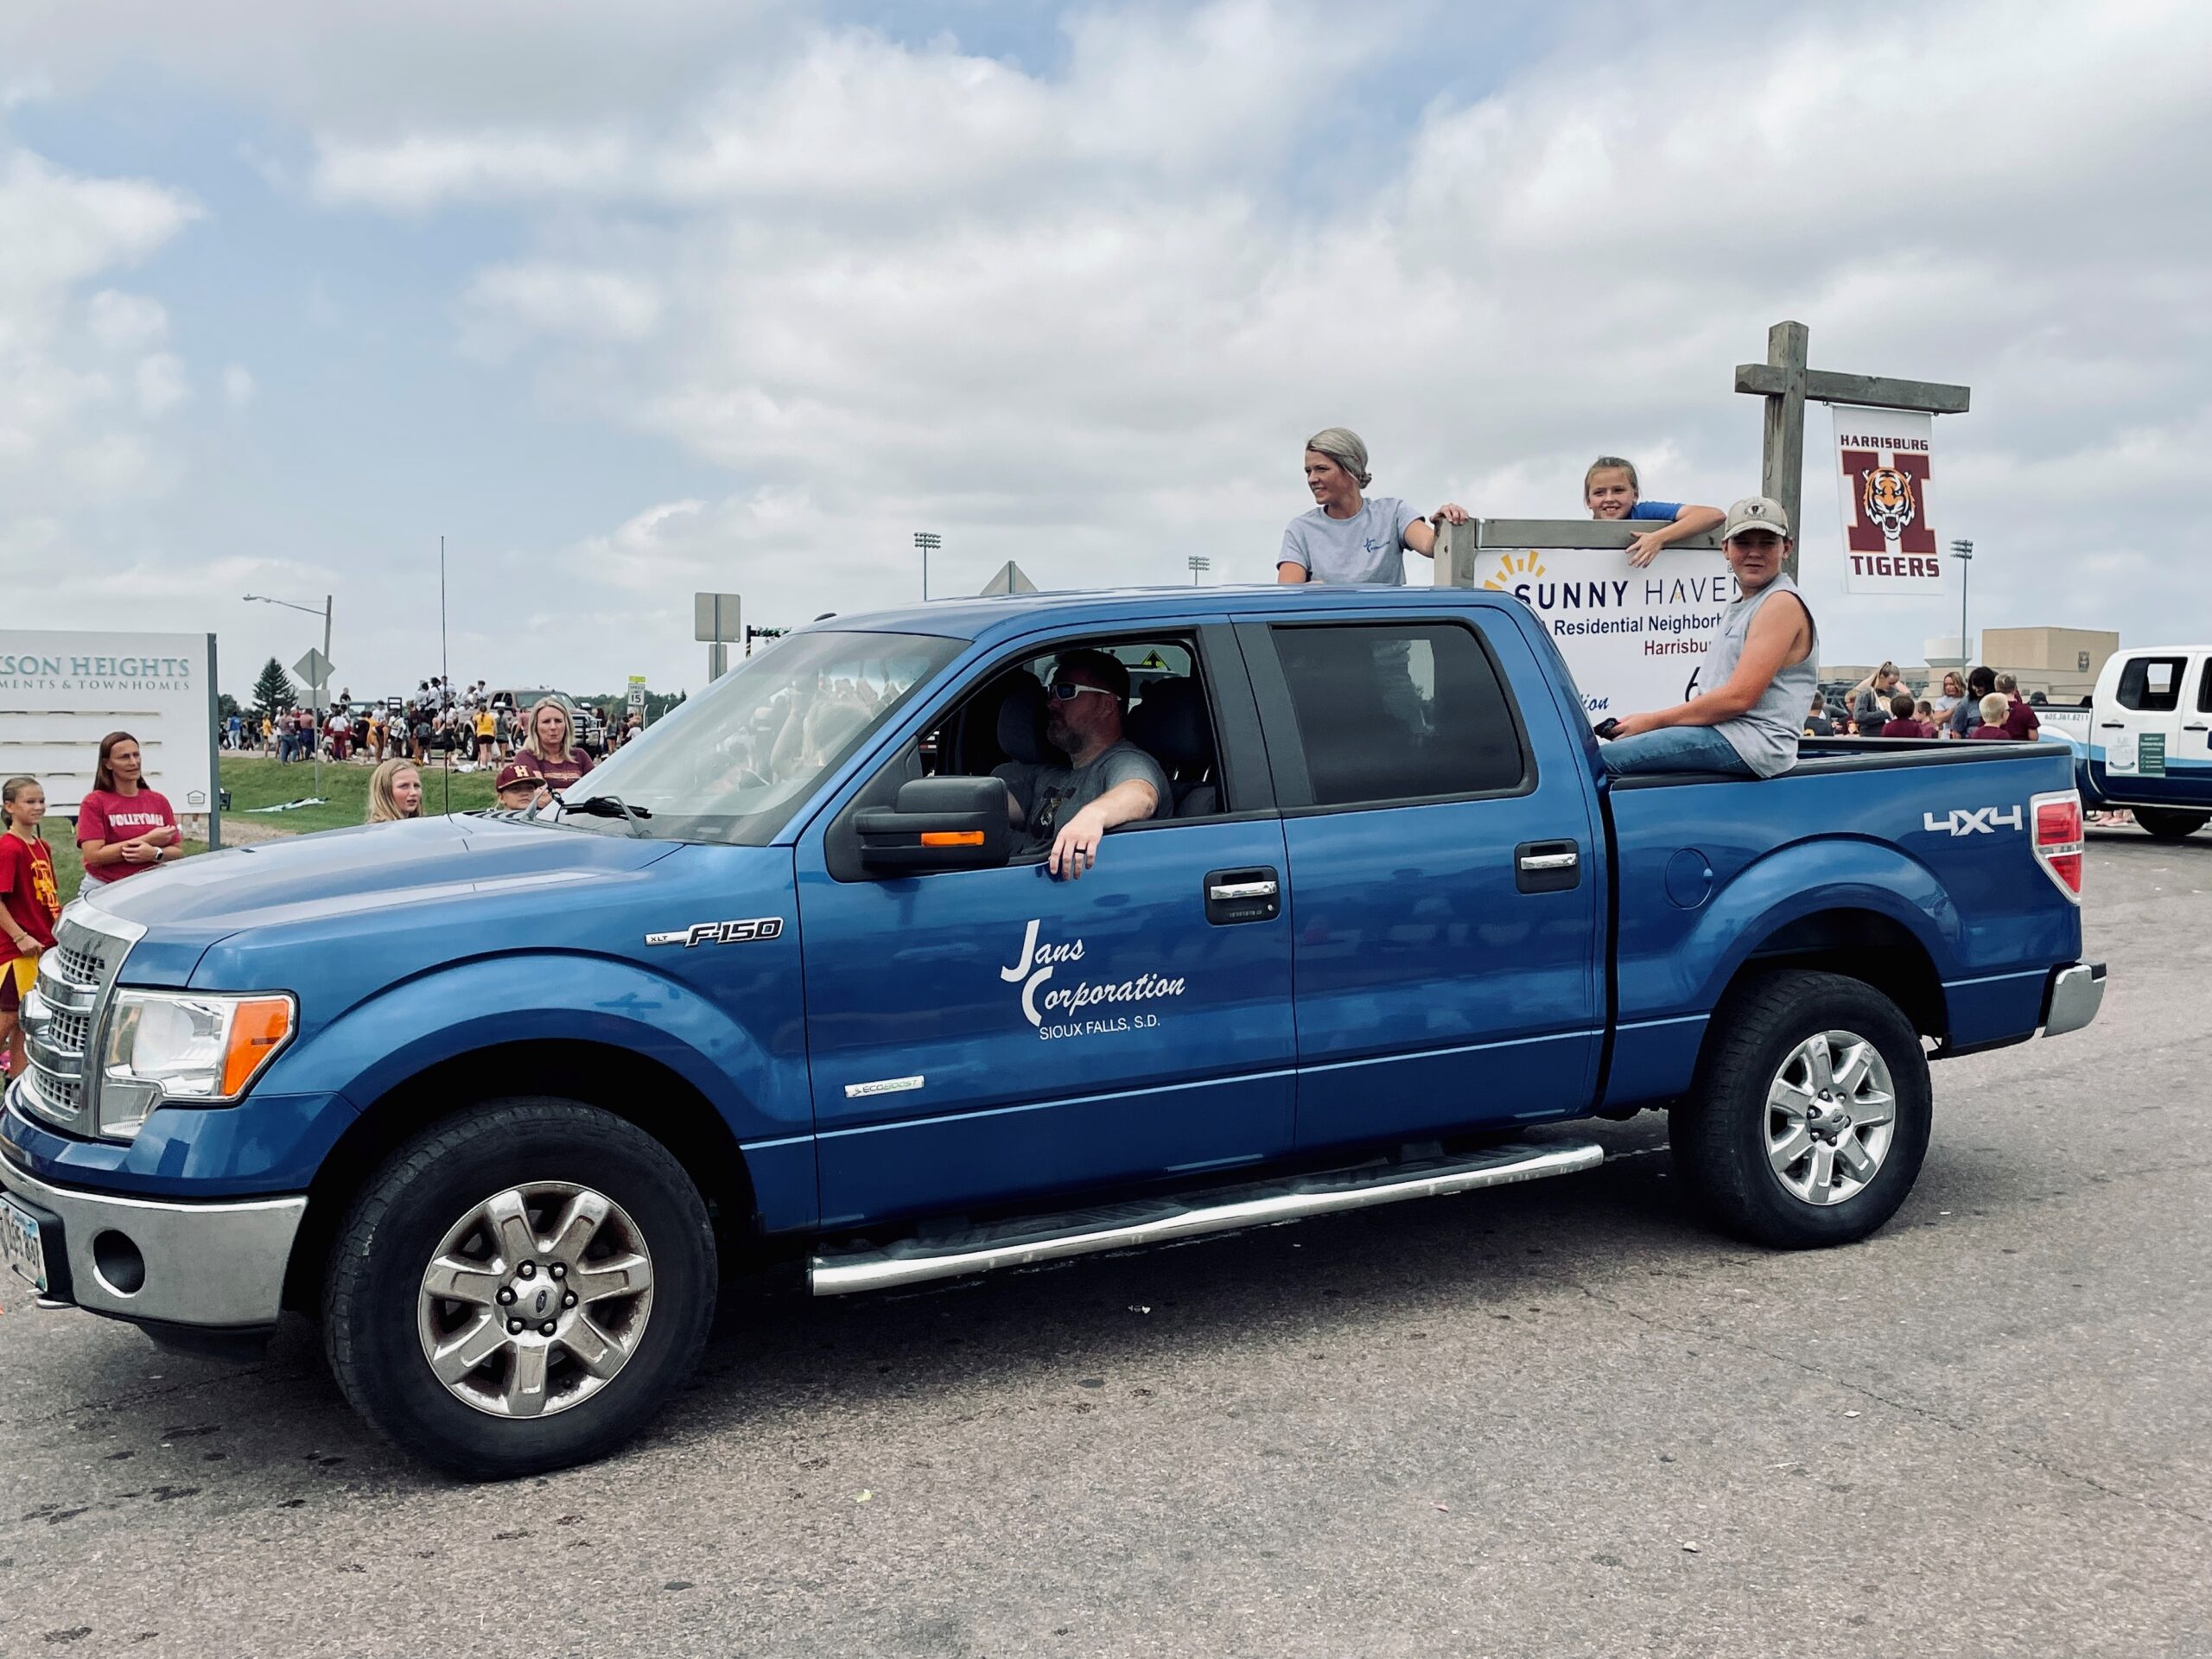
top-left (1734, 320), bottom-right (1970, 580)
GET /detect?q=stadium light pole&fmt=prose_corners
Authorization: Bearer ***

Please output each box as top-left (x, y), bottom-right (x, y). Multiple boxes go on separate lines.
top-left (245, 592), bottom-right (333, 801)
top-left (1948, 539), bottom-right (1974, 665)
top-left (913, 531), bottom-right (941, 601)
top-left (1188, 556), bottom-right (1211, 586)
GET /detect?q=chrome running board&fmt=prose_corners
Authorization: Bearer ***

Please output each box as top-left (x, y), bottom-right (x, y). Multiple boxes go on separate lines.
top-left (809, 1139), bottom-right (1605, 1297)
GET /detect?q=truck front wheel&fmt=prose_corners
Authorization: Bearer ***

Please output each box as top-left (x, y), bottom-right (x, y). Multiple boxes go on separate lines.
top-left (2133, 807), bottom-right (2208, 842)
top-left (1671, 970), bottom-right (1932, 1249)
top-left (323, 1098), bottom-right (717, 1478)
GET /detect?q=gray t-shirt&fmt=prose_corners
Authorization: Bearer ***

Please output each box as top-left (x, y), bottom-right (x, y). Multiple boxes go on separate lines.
top-left (995, 740), bottom-right (1173, 847)
top-left (1279, 496), bottom-right (1420, 584)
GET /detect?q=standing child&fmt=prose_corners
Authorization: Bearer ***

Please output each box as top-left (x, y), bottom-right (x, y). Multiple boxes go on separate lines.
top-left (0, 778), bottom-right (64, 1079)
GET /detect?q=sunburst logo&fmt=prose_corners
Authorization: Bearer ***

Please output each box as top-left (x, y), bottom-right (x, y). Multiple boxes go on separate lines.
top-left (1482, 550), bottom-right (1545, 591)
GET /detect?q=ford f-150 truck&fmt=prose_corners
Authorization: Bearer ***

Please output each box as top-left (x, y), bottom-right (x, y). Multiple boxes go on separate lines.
top-left (1, 586), bottom-right (2106, 1478)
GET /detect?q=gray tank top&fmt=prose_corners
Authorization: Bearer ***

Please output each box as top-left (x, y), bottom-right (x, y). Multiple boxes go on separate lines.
top-left (1707, 573), bottom-right (1818, 778)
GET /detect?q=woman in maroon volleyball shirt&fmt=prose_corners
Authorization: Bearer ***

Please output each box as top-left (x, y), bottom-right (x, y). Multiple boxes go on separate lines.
top-left (76, 732), bottom-right (184, 884)
top-left (519, 699), bottom-right (595, 794)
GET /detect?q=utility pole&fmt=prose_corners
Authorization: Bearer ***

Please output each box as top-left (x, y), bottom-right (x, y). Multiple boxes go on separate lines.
top-left (1949, 539), bottom-right (1974, 664)
top-left (245, 591), bottom-right (335, 802)
top-left (1187, 556), bottom-right (1210, 586)
top-left (913, 531), bottom-right (941, 601)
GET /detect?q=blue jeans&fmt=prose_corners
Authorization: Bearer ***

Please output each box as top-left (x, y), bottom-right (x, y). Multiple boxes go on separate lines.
top-left (1600, 724), bottom-right (1757, 779)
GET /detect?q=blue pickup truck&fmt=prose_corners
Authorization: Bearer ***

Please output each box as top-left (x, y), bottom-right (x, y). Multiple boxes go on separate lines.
top-left (2, 587), bottom-right (2105, 1477)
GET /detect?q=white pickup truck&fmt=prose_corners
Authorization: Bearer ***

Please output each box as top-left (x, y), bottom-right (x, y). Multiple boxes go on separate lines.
top-left (2065, 645), bottom-right (2212, 840)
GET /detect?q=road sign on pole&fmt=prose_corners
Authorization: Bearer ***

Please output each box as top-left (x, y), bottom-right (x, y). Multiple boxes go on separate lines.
top-left (696, 593), bottom-right (741, 683)
top-left (293, 646), bottom-right (334, 693)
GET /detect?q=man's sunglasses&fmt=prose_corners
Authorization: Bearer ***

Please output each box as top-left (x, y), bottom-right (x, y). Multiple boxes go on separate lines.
top-left (1047, 682), bottom-right (1117, 702)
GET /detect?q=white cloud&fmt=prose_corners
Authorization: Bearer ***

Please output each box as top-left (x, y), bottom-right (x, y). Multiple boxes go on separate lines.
top-left (8, 1), bottom-right (2212, 690)
top-left (135, 351), bottom-right (188, 414)
top-left (86, 287), bottom-right (168, 350)
top-left (462, 263), bottom-right (662, 353)
top-left (223, 362), bottom-right (256, 406)
top-left (0, 143), bottom-right (199, 601)
top-left (404, 0), bottom-right (2211, 679)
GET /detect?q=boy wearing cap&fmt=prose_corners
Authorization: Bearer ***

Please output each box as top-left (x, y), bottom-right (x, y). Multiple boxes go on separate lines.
top-left (1277, 427), bottom-right (1469, 585)
top-left (493, 760), bottom-right (550, 813)
top-left (1598, 497), bottom-right (1819, 779)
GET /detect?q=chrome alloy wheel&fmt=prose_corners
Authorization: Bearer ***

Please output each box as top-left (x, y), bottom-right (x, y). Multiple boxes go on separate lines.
top-left (1765, 1030), bottom-right (1898, 1206)
top-left (416, 1182), bottom-right (655, 1419)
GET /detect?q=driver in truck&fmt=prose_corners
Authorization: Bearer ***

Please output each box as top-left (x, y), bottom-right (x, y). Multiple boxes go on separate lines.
top-left (992, 649), bottom-right (1169, 881)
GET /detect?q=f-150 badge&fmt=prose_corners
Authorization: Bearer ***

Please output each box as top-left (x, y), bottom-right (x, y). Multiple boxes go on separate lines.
top-left (645, 917), bottom-right (785, 947)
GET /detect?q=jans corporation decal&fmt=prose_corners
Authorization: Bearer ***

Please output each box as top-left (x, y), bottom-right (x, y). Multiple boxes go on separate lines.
top-left (999, 918), bottom-right (1186, 1039)
top-left (645, 916), bottom-right (785, 947)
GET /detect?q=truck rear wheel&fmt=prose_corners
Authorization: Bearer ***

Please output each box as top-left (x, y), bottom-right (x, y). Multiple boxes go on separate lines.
top-left (1671, 970), bottom-right (1931, 1249)
top-left (322, 1098), bottom-right (716, 1479)
top-left (2133, 807), bottom-right (2208, 842)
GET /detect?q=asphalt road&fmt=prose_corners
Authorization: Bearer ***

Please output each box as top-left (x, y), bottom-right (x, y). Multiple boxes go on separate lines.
top-left (4, 833), bottom-right (2209, 1658)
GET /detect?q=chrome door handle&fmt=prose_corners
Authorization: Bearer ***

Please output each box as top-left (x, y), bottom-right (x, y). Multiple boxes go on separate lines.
top-left (1517, 852), bottom-right (1579, 872)
top-left (2099, 721), bottom-right (2125, 728)
top-left (1208, 879), bottom-right (1280, 901)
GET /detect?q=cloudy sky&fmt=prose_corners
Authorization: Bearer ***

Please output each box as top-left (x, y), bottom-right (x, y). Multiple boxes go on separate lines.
top-left (3, 0), bottom-right (2206, 701)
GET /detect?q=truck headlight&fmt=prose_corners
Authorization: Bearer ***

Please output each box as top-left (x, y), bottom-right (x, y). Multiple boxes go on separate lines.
top-left (98, 991), bottom-right (296, 1138)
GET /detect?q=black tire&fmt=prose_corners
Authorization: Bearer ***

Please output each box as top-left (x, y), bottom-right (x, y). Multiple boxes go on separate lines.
top-left (1670, 969), bottom-right (1931, 1249)
top-left (323, 1098), bottom-right (717, 1479)
top-left (2133, 807), bottom-right (2209, 842)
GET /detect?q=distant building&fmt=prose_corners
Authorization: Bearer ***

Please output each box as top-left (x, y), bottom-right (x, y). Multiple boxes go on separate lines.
top-left (1827, 627), bottom-right (2119, 705)
top-left (1980, 627), bottom-right (2119, 703)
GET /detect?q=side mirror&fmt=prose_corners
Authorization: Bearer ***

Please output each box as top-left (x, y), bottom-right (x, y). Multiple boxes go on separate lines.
top-left (854, 775), bottom-right (1013, 871)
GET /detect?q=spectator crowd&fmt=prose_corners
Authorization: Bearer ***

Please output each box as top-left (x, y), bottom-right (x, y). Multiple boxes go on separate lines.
top-left (220, 677), bottom-right (646, 769)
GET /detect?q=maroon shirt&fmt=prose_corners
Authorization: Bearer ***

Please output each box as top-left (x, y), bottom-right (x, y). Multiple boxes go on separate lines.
top-left (1967, 724), bottom-right (2012, 741)
top-left (0, 836), bottom-right (61, 957)
top-left (76, 788), bottom-right (178, 883)
top-left (529, 748), bottom-right (595, 793)
top-left (1880, 718), bottom-right (1937, 738)
top-left (2002, 696), bottom-right (2041, 740)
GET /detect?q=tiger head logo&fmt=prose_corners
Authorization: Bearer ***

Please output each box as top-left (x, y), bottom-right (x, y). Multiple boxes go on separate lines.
top-left (1859, 467), bottom-right (1917, 540)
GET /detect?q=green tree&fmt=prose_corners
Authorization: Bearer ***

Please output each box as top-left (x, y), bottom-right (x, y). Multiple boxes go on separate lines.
top-left (251, 657), bottom-right (298, 721)
top-left (217, 692), bottom-right (242, 722)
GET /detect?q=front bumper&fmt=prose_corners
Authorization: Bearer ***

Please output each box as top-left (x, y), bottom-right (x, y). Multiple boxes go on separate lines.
top-left (0, 1149), bottom-right (305, 1331)
top-left (2042, 959), bottom-right (2107, 1039)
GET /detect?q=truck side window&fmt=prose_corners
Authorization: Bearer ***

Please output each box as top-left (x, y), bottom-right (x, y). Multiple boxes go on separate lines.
top-left (2116, 656), bottom-right (2185, 713)
top-left (2198, 659), bottom-right (2212, 714)
top-left (1269, 621), bottom-right (1527, 808)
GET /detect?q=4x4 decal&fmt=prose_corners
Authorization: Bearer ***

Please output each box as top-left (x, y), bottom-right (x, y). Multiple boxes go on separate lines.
top-left (1923, 806), bottom-right (2023, 836)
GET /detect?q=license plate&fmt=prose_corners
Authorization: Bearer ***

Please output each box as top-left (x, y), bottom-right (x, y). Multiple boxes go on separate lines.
top-left (2, 1194), bottom-right (49, 1296)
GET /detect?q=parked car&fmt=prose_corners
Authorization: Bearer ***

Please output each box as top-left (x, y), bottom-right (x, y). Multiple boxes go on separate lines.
top-left (2057, 643), bottom-right (2211, 840)
top-left (3, 586), bottom-right (2102, 1478)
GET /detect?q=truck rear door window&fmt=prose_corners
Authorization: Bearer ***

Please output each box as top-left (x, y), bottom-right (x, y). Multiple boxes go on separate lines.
top-left (2116, 656), bottom-right (2184, 713)
top-left (1268, 621), bottom-right (1527, 808)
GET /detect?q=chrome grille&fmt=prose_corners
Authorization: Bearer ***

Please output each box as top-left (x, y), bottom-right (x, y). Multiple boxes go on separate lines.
top-left (19, 906), bottom-right (137, 1138)
top-left (51, 939), bottom-right (111, 988)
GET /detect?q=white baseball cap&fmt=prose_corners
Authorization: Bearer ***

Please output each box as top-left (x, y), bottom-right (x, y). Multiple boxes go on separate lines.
top-left (1722, 496), bottom-right (1791, 540)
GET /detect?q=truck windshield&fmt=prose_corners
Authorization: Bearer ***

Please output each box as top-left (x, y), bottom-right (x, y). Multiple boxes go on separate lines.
top-left (550, 630), bottom-right (963, 845)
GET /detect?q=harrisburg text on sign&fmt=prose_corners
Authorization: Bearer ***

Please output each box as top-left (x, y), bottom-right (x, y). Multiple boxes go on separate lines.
top-left (1832, 406), bottom-right (1948, 596)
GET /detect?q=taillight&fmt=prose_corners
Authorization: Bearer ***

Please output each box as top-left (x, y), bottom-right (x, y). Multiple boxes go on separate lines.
top-left (2031, 790), bottom-right (2083, 901)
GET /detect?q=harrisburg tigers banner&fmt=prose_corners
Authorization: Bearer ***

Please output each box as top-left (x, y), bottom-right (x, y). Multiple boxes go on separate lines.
top-left (1832, 406), bottom-right (1948, 595)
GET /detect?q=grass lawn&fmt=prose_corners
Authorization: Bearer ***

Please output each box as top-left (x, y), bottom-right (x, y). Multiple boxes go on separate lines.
top-left (46, 756), bottom-right (500, 904)
top-left (220, 754), bottom-right (499, 832)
